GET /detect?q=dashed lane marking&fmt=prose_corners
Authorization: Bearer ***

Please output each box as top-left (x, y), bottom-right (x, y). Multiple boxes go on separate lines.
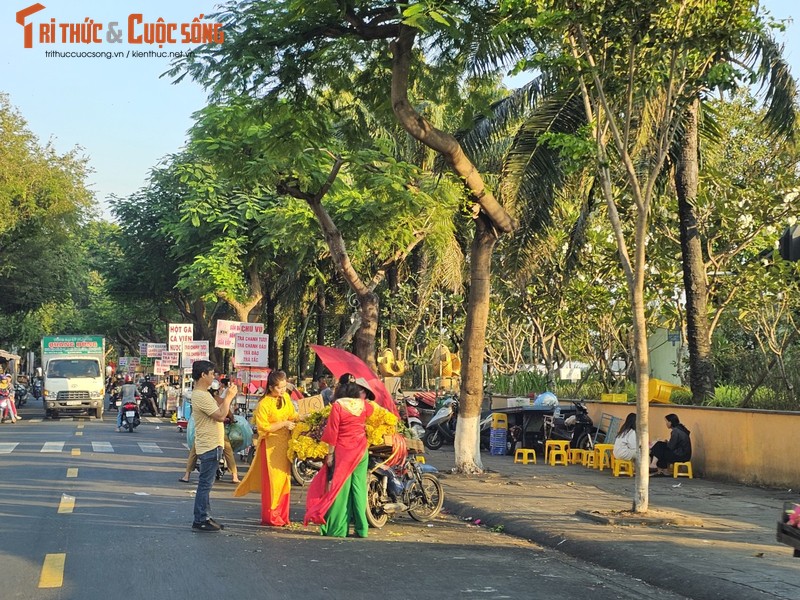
top-left (66, 468), bottom-right (78, 478)
top-left (74, 431), bottom-right (83, 436)
top-left (71, 448), bottom-right (80, 456)
top-left (0, 443), bottom-right (19, 454)
top-left (91, 442), bottom-right (113, 453)
top-left (41, 442), bottom-right (65, 453)
top-left (57, 494), bottom-right (75, 514)
top-left (28, 418), bottom-right (42, 423)
top-left (38, 553), bottom-right (65, 588)
top-left (138, 442), bottom-right (162, 454)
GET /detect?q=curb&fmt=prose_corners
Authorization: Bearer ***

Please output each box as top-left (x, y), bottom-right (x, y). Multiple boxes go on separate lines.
top-left (442, 493), bottom-right (775, 600)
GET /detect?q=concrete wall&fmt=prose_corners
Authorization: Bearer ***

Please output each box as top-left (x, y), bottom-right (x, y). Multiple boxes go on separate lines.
top-left (585, 401), bottom-right (799, 490)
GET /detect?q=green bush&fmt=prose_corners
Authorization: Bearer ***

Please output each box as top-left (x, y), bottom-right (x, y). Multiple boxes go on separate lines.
top-left (670, 389), bottom-right (693, 405)
top-left (705, 385), bottom-right (743, 408)
top-left (488, 371), bottom-right (548, 396)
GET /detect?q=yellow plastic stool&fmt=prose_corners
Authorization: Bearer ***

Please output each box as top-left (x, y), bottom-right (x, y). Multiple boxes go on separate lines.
top-left (568, 448), bottom-right (586, 465)
top-left (491, 413), bottom-right (509, 429)
top-left (415, 456), bottom-right (426, 464)
top-left (673, 461), bottom-right (693, 478)
top-left (594, 443), bottom-right (614, 471)
top-left (514, 448), bottom-right (537, 465)
top-left (545, 440), bottom-right (570, 463)
top-left (549, 448), bottom-right (568, 466)
top-left (583, 451), bottom-right (596, 468)
top-left (613, 459), bottom-right (635, 477)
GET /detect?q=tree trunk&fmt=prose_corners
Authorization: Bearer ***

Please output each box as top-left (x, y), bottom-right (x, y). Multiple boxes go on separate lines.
top-left (265, 294), bottom-right (278, 370)
top-left (387, 264), bottom-right (398, 353)
top-left (354, 291), bottom-right (379, 372)
top-left (297, 302), bottom-right (312, 377)
top-left (676, 99), bottom-right (715, 404)
top-left (281, 336), bottom-right (291, 374)
top-left (454, 216), bottom-right (496, 474)
top-left (313, 286), bottom-right (327, 379)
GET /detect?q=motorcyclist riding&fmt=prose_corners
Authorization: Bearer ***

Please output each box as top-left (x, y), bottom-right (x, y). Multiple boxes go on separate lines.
top-left (140, 375), bottom-right (159, 416)
top-left (117, 375), bottom-right (138, 431)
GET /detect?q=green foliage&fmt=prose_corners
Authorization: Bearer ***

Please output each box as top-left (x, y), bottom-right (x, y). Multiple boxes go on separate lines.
top-left (488, 371), bottom-right (547, 396)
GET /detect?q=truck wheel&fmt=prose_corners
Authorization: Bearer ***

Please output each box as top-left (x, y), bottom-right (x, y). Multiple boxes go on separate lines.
top-left (94, 407), bottom-right (103, 420)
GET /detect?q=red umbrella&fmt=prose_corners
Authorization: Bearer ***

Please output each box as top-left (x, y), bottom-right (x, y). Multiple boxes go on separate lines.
top-left (309, 344), bottom-right (399, 416)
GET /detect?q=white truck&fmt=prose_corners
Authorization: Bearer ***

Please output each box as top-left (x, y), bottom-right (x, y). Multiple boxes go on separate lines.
top-left (41, 335), bottom-right (106, 419)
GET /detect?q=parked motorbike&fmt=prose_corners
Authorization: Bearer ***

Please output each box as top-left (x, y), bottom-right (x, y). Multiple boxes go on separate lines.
top-left (120, 401), bottom-right (141, 432)
top-left (423, 398), bottom-right (492, 451)
top-left (398, 397), bottom-right (426, 440)
top-left (366, 452), bottom-right (444, 528)
top-left (13, 383), bottom-right (27, 407)
top-left (544, 401), bottom-right (595, 450)
top-left (291, 456), bottom-right (322, 486)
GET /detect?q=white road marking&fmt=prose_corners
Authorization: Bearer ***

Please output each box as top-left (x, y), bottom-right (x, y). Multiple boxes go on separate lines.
top-left (0, 443), bottom-right (19, 454)
top-left (138, 442), bottom-right (162, 454)
top-left (41, 442), bottom-right (65, 453)
top-left (92, 442), bottom-right (114, 453)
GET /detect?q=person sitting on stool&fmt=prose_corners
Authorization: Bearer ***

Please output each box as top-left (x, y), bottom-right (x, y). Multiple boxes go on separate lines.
top-left (649, 413), bottom-right (691, 477)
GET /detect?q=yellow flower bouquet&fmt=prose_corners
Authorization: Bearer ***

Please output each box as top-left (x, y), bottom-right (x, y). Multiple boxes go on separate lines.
top-left (287, 405), bottom-right (331, 461)
top-left (287, 402), bottom-right (401, 460)
top-left (365, 404), bottom-right (399, 447)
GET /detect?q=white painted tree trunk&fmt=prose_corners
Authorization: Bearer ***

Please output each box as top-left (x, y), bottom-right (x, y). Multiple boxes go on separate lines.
top-left (454, 414), bottom-right (484, 473)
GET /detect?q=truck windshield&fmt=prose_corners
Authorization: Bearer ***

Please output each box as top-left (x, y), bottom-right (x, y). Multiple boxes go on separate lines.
top-left (46, 360), bottom-right (101, 378)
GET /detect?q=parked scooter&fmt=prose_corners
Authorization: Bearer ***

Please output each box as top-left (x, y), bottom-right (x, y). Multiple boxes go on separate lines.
top-left (423, 397), bottom-right (492, 451)
top-left (366, 452), bottom-right (444, 528)
top-left (120, 400), bottom-right (141, 432)
top-left (423, 397), bottom-right (458, 450)
top-left (399, 397), bottom-right (426, 440)
top-left (544, 401), bottom-right (595, 450)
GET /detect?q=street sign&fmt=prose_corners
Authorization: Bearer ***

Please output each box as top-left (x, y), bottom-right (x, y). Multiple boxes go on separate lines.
top-left (168, 323), bottom-right (194, 352)
top-left (180, 341), bottom-right (209, 368)
top-left (214, 320), bottom-right (265, 349)
top-left (234, 333), bottom-right (269, 367)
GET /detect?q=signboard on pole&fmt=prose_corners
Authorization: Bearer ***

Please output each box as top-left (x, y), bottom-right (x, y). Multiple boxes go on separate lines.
top-left (214, 320), bottom-right (265, 349)
top-left (234, 333), bottom-right (269, 367)
top-left (138, 342), bottom-right (148, 355)
top-left (146, 343), bottom-right (167, 358)
top-left (161, 351), bottom-right (179, 366)
top-left (153, 359), bottom-right (167, 375)
top-left (181, 341), bottom-right (209, 368)
top-left (168, 323), bottom-right (194, 352)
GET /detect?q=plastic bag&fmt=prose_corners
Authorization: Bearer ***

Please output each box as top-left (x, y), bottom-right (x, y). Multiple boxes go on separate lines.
top-left (226, 414), bottom-right (253, 452)
top-left (187, 416), bottom-right (195, 449)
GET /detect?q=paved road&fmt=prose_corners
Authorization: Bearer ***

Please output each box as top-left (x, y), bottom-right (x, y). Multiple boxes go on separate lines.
top-left (0, 407), bottom-right (689, 600)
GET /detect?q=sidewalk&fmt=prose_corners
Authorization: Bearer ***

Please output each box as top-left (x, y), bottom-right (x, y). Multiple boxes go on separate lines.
top-left (424, 449), bottom-right (800, 600)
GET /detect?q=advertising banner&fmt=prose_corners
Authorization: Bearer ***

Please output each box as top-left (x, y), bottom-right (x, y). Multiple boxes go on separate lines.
top-left (214, 320), bottom-right (265, 349)
top-left (234, 333), bottom-right (269, 367)
top-left (168, 323), bottom-right (194, 352)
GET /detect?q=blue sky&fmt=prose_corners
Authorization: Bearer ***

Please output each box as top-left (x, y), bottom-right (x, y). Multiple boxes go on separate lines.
top-left (2, 1), bottom-right (798, 219)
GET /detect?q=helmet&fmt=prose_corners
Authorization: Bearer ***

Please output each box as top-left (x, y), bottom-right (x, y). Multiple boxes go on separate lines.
top-left (124, 375), bottom-right (132, 383)
top-left (144, 375), bottom-right (150, 382)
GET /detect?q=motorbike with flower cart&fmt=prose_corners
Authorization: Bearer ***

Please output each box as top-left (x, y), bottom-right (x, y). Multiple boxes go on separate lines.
top-left (288, 401), bottom-right (444, 527)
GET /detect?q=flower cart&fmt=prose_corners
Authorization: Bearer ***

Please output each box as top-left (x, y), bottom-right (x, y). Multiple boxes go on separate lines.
top-left (777, 502), bottom-right (800, 558)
